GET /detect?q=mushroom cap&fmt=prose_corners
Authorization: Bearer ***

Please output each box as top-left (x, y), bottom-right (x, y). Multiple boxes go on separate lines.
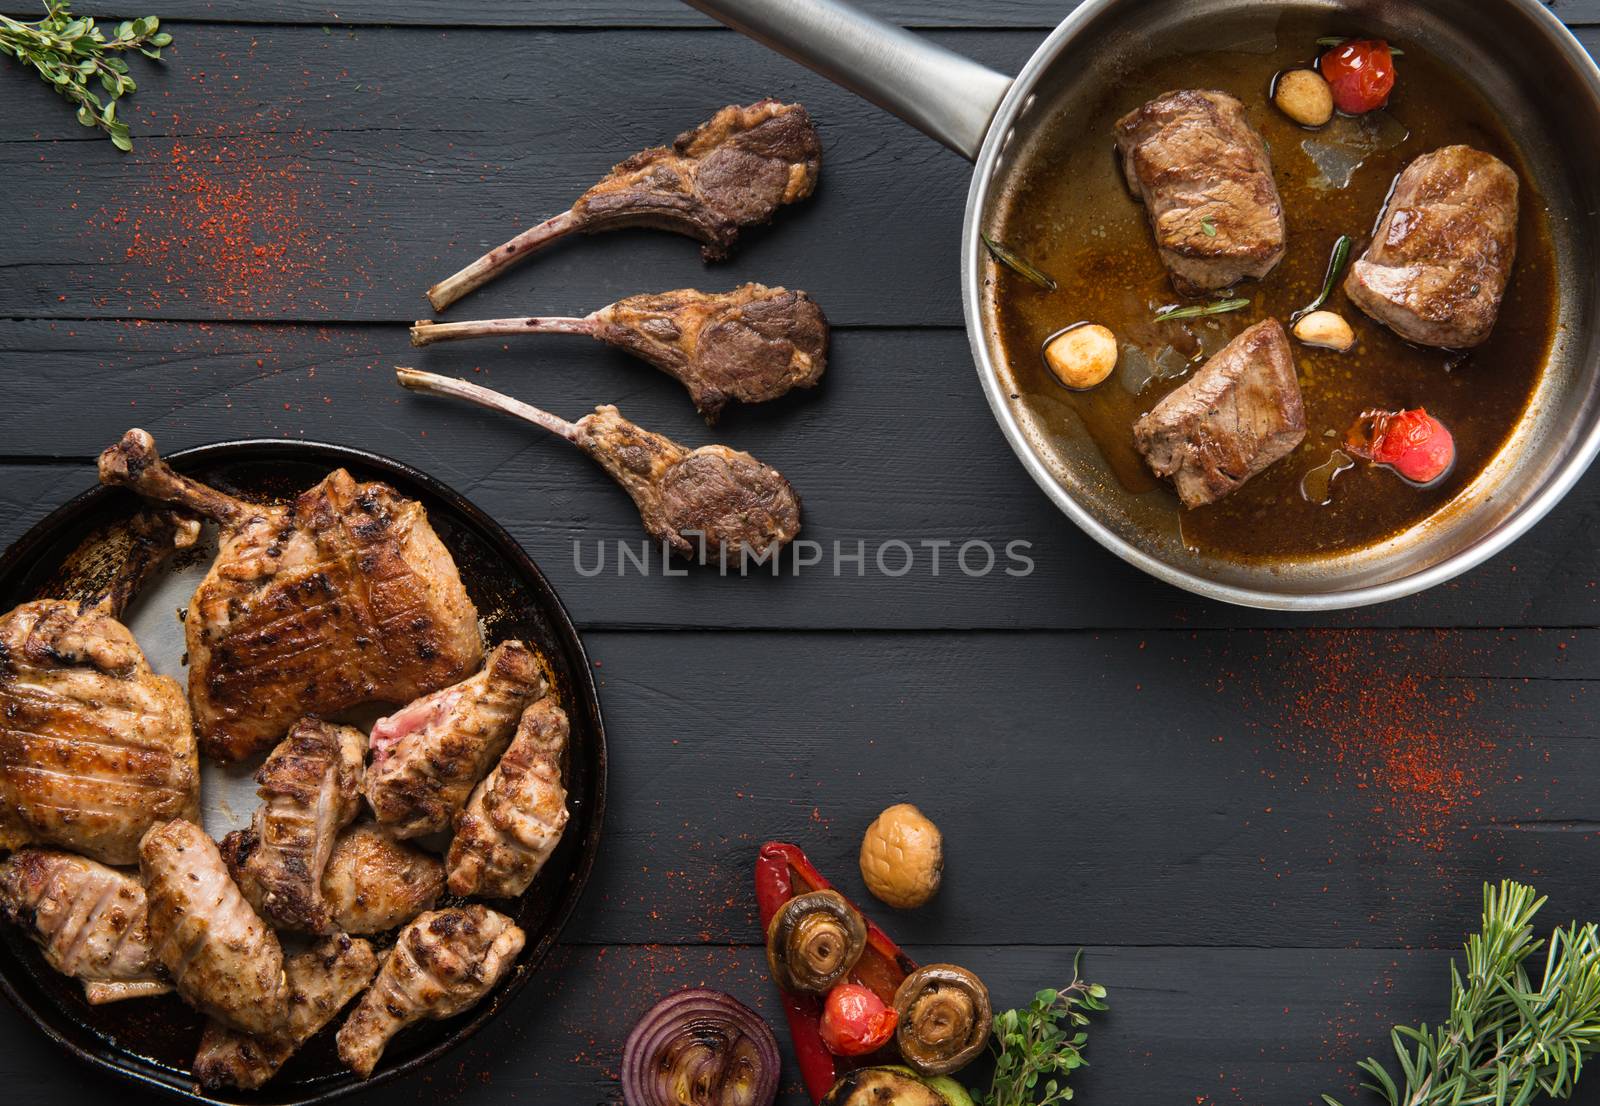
top-left (764, 889), bottom-right (867, 994)
top-left (893, 964), bottom-right (993, 1076)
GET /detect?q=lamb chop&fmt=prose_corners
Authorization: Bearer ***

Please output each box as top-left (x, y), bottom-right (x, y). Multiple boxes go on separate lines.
top-left (447, 698), bottom-right (570, 899)
top-left (194, 933), bottom-right (379, 1091)
top-left (221, 717), bottom-right (367, 934)
top-left (425, 100), bottom-right (821, 311)
top-left (140, 818), bottom-right (289, 1037)
top-left (0, 848), bottom-right (170, 1005)
top-left (410, 284), bottom-right (829, 423)
top-left (336, 905), bottom-right (525, 1078)
top-left (396, 368), bottom-right (802, 562)
top-left (0, 510), bottom-right (201, 865)
top-left (365, 640), bottom-right (548, 839)
top-left (97, 429), bottom-right (486, 762)
top-left (321, 822), bottom-right (445, 934)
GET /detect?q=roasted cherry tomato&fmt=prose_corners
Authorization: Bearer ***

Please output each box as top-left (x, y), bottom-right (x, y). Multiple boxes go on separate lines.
top-left (818, 983), bottom-right (898, 1056)
top-left (1346, 408), bottom-right (1454, 485)
top-left (1319, 39), bottom-right (1396, 114)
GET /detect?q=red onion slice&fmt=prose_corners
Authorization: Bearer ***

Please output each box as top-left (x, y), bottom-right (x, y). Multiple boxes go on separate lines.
top-left (622, 988), bottom-right (780, 1106)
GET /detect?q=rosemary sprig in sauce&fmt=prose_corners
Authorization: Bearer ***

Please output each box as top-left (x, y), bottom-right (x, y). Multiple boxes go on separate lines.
top-left (982, 233), bottom-right (1058, 291)
top-left (1291, 235), bottom-right (1353, 323)
top-left (1154, 297), bottom-right (1250, 322)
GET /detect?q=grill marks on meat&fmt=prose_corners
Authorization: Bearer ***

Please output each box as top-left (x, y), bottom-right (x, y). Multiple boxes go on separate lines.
top-left (0, 848), bottom-right (170, 1005)
top-left (446, 698), bottom-right (570, 899)
top-left (1133, 319), bottom-right (1307, 507)
top-left (194, 933), bottom-right (379, 1091)
top-left (1116, 90), bottom-right (1288, 294)
top-left (140, 818), bottom-right (289, 1038)
top-left (0, 511), bottom-right (200, 865)
top-left (1345, 145), bottom-right (1520, 348)
top-left (97, 429), bottom-right (485, 762)
top-left (364, 641), bottom-right (548, 839)
top-left (336, 905), bottom-right (525, 1078)
top-left (221, 718), bottom-right (366, 933)
top-left (321, 822), bottom-right (444, 934)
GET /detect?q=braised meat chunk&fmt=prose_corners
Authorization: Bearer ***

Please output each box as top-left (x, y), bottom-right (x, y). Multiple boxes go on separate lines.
top-left (1116, 90), bottom-right (1288, 294)
top-left (321, 822), bottom-right (445, 934)
top-left (1133, 319), bottom-right (1307, 508)
top-left (1345, 145), bottom-right (1520, 348)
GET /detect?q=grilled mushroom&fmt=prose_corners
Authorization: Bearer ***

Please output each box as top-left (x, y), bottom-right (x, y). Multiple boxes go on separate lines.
top-left (893, 964), bottom-right (993, 1076)
top-left (765, 889), bottom-right (867, 995)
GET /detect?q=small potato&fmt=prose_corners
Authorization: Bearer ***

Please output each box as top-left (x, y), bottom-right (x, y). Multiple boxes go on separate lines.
top-left (1293, 309), bottom-right (1357, 351)
top-left (1275, 69), bottom-right (1334, 127)
top-left (860, 803), bottom-right (943, 909)
top-left (1043, 323), bottom-right (1118, 390)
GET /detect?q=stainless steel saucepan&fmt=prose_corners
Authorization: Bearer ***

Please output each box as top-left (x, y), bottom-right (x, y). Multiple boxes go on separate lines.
top-left (686, 0), bottom-right (1600, 610)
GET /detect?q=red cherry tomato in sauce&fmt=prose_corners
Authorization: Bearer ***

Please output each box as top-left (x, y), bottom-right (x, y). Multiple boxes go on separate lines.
top-left (1319, 40), bottom-right (1396, 114)
top-left (1347, 408), bottom-right (1455, 485)
top-left (818, 983), bottom-right (898, 1057)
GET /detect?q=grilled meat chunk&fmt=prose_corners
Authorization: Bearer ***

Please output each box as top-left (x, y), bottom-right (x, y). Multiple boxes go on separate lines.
top-left (365, 641), bottom-right (548, 839)
top-left (447, 698), bottom-right (570, 899)
top-left (194, 933), bottom-right (379, 1091)
top-left (336, 905), bottom-right (525, 1078)
top-left (140, 819), bottom-right (289, 1037)
top-left (97, 429), bottom-right (485, 762)
top-left (1116, 90), bottom-right (1288, 294)
top-left (321, 822), bottom-right (445, 934)
top-left (0, 848), bottom-right (169, 1004)
top-left (1133, 319), bottom-right (1307, 507)
top-left (1345, 145), bottom-right (1520, 348)
top-left (221, 718), bottom-right (366, 934)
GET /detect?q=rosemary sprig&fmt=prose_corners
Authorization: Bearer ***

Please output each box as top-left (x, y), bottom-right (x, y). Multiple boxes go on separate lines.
top-left (982, 232), bottom-right (1058, 292)
top-left (1324, 880), bottom-right (1600, 1106)
top-left (1291, 235), bottom-right (1353, 323)
top-left (984, 952), bottom-right (1108, 1106)
top-left (0, 1), bottom-right (172, 151)
top-left (1155, 297), bottom-right (1250, 322)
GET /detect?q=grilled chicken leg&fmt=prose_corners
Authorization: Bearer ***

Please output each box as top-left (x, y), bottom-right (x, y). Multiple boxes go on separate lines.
top-left (221, 718), bottom-right (366, 933)
top-left (0, 510), bottom-right (200, 864)
top-left (447, 698), bottom-right (570, 898)
top-left (336, 905), bottom-right (525, 1078)
top-left (0, 848), bottom-right (170, 1004)
top-left (365, 641), bottom-right (547, 839)
top-left (140, 819), bottom-right (288, 1037)
top-left (97, 429), bottom-right (485, 761)
top-left (321, 822), bottom-right (445, 934)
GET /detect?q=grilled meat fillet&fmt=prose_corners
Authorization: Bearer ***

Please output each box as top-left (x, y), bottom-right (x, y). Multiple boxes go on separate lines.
top-left (365, 641), bottom-right (548, 839)
top-left (0, 847), bottom-right (170, 1004)
top-left (140, 819), bottom-right (289, 1036)
top-left (447, 698), bottom-right (570, 898)
top-left (0, 511), bottom-right (200, 865)
top-left (221, 718), bottom-right (366, 933)
top-left (1345, 145), bottom-right (1520, 348)
top-left (97, 429), bottom-right (485, 761)
top-left (1116, 89), bottom-right (1288, 294)
top-left (321, 822), bottom-right (445, 935)
top-left (336, 905), bottom-right (525, 1078)
top-left (194, 933), bottom-right (379, 1091)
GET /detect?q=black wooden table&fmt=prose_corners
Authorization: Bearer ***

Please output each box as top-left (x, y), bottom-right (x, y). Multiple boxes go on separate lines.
top-left (4, 1), bottom-right (1600, 1103)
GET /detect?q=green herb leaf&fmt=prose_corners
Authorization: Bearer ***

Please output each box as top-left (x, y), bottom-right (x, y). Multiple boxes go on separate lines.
top-left (1200, 217), bottom-right (1217, 237)
top-left (982, 232), bottom-right (1059, 292)
top-left (984, 957), bottom-right (1106, 1106)
top-left (1291, 235), bottom-right (1353, 323)
top-left (1154, 297), bottom-right (1251, 322)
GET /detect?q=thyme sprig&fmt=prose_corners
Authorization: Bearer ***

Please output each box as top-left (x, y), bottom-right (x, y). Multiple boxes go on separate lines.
top-left (1325, 880), bottom-right (1600, 1106)
top-left (0, 1), bottom-right (172, 150)
top-left (984, 952), bottom-right (1108, 1106)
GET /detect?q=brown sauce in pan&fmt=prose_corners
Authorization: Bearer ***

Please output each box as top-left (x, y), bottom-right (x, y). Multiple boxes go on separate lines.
top-left (992, 19), bottom-right (1558, 561)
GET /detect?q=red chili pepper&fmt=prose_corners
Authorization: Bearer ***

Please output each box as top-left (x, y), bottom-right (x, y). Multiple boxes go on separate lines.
top-left (1319, 39), bottom-right (1397, 115)
top-left (756, 842), bottom-right (917, 1104)
top-left (1345, 407), bottom-right (1455, 484)
top-left (820, 983), bottom-right (899, 1056)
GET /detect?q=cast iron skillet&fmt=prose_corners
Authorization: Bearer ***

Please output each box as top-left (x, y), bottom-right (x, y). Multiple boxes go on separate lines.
top-left (0, 439), bottom-right (607, 1105)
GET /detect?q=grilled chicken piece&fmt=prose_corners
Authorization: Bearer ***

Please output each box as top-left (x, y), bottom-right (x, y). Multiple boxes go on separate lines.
top-left (1345, 145), bottom-right (1520, 348)
top-left (0, 510), bottom-right (200, 865)
top-left (397, 369), bottom-right (802, 561)
top-left (426, 100), bottom-right (821, 310)
top-left (447, 699), bottom-right (570, 898)
top-left (410, 284), bottom-right (829, 423)
top-left (0, 848), bottom-right (170, 1004)
top-left (365, 641), bottom-right (548, 839)
top-left (97, 429), bottom-right (485, 762)
top-left (1133, 319), bottom-right (1307, 507)
top-left (140, 819), bottom-right (288, 1036)
top-left (1116, 90), bottom-right (1288, 294)
top-left (322, 822), bottom-right (445, 934)
top-left (336, 906), bottom-right (525, 1078)
top-left (221, 718), bottom-right (366, 933)
top-left (194, 933), bottom-right (379, 1091)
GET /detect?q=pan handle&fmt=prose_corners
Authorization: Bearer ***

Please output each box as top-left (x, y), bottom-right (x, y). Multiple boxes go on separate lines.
top-left (683, 0), bottom-right (1012, 162)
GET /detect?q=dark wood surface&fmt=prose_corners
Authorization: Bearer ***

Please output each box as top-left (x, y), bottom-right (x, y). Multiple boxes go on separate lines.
top-left (3, 2), bottom-right (1600, 1105)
